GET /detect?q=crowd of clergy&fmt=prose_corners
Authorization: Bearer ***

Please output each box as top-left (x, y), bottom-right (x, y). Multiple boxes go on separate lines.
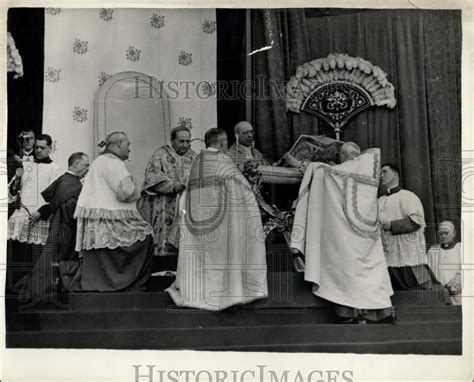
top-left (6, 123), bottom-right (462, 323)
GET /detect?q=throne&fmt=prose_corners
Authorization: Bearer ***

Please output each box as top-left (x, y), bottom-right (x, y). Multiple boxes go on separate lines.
top-left (95, 71), bottom-right (171, 188)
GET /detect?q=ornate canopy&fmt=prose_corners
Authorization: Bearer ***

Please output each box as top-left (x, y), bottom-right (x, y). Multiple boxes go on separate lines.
top-left (286, 53), bottom-right (397, 139)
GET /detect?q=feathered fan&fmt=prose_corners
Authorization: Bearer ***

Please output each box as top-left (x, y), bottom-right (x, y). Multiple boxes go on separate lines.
top-left (286, 53), bottom-right (396, 139)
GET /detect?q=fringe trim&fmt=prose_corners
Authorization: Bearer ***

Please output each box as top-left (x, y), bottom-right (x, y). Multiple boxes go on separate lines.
top-left (74, 206), bottom-right (144, 221)
top-left (75, 218), bottom-right (153, 251)
top-left (386, 261), bottom-right (429, 268)
top-left (8, 214), bottom-right (49, 245)
top-left (76, 230), bottom-right (151, 251)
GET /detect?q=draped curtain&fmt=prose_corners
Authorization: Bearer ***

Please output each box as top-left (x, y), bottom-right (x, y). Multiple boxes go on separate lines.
top-left (7, 9), bottom-right (44, 151)
top-left (252, 9), bottom-right (461, 244)
top-left (252, 9), bottom-right (315, 161)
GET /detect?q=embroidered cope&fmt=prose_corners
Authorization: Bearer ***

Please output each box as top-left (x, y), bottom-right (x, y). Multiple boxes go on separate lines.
top-left (138, 145), bottom-right (197, 256)
top-left (166, 150), bottom-right (268, 310)
top-left (291, 149), bottom-right (393, 310)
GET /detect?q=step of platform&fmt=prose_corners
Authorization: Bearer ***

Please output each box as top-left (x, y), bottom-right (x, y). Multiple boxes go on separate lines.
top-left (6, 307), bottom-right (333, 332)
top-left (6, 272), bottom-right (451, 313)
top-left (5, 272), bottom-right (461, 354)
top-left (200, 339), bottom-right (462, 354)
top-left (6, 304), bottom-right (462, 332)
top-left (6, 321), bottom-right (461, 354)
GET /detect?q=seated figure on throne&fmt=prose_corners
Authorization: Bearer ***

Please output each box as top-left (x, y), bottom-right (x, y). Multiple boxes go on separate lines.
top-left (290, 142), bottom-right (395, 324)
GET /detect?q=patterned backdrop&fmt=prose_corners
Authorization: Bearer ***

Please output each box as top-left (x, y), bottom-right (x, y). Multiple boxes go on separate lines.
top-left (43, 8), bottom-right (217, 169)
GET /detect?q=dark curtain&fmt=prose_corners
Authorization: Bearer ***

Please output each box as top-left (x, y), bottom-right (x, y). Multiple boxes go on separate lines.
top-left (7, 8), bottom-right (45, 151)
top-left (216, 9), bottom-right (248, 142)
top-left (252, 9), bottom-right (317, 162)
top-left (252, 9), bottom-right (461, 244)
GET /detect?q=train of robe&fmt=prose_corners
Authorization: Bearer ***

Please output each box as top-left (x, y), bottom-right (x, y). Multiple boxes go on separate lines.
top-left (291, 148), bottom-right (393, 310)
top-left (166, 150), bottom-right (268, 311)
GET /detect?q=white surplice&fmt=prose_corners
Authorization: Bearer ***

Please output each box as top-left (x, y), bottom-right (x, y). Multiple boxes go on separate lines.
top-left (8, 161), bottom-right (63, 245)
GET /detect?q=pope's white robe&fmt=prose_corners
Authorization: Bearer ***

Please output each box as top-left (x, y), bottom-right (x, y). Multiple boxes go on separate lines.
top-left (166, 149), bottom-right (268, 311)
top-left (291, 148), bottom-right (393, 310)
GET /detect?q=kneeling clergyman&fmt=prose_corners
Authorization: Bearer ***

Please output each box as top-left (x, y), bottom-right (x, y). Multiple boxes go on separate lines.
top-left (378, 164), bottom-right (439, 290)
top-left (291, 143), bottom-right (394, 323)
top-left (74, 132), bottom-right (154, 291)
top-left (427, 221), bottom-right (462, 305)
top-left (166, 128), bottom-right (268, 310)
top-left (15, 152), bottom-right (89, 302)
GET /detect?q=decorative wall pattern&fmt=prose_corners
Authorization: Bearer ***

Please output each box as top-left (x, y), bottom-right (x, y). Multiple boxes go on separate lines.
top-left (43, 8), bottom-right (217, 167)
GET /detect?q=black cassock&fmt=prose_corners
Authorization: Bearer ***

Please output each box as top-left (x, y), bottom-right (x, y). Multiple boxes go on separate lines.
top-left (15, 172), bottom-right (83, 303)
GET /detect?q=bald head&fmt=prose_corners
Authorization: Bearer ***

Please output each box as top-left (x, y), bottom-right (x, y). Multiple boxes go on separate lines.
top-left (234, 121), bottom-right (254, 147)
top-left (340, 142), bottom-right (361, 163)
top-left (105, 131), bottom-right (130, 160)
top-left (105, 132), bottom-right (127, 147)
